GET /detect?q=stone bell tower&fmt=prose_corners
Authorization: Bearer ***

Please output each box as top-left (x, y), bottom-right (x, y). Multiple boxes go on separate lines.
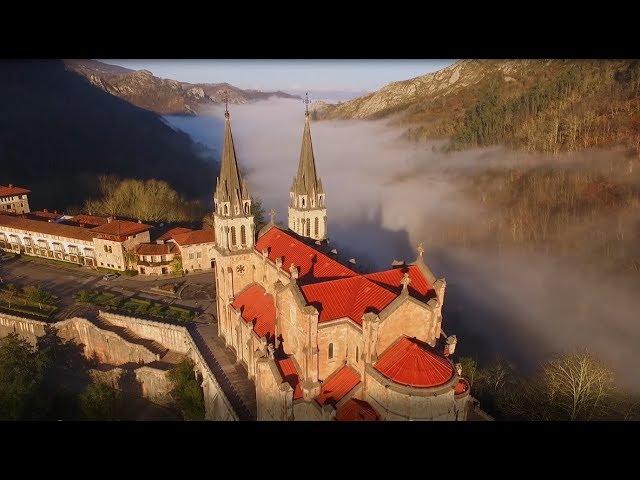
top-left (212, 95), bottom-right (256, 345)
top-left (288, 93), bottom-right (327, 241)
top-left (213, 98), bottom-right (255, 252)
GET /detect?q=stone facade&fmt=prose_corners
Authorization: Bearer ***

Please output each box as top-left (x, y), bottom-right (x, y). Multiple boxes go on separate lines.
top-left (208, 107), bottom-right (473, 421)
top-left (0, 213), bottom-right (151, 271)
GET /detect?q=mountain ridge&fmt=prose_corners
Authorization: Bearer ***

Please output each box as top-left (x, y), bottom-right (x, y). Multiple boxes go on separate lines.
top-left (1, 60), bottom-right (215, 211)
top-left (65, 60), bottom-right (300, 116)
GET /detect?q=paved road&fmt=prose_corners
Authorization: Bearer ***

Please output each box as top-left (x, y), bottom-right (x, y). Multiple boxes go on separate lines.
top-left (0, 256), bottom-right (217, 321)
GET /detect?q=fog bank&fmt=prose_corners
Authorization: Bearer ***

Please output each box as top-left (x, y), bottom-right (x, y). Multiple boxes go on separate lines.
top-left (165, 98), bottom-right (640, 390)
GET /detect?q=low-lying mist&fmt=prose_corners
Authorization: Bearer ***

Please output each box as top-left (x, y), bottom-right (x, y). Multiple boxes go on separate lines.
top-left (165, 98), bottom-right (640, 391)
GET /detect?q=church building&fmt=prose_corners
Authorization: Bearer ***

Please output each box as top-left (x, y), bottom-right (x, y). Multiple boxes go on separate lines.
top-left (211, 97), bottom-right (471, 421)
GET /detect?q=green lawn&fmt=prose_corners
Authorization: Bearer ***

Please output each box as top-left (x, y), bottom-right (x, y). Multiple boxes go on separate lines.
top-left (0, 298), bottom-right (58, 318)
top-left (73, 289), bottom-right (195, 324)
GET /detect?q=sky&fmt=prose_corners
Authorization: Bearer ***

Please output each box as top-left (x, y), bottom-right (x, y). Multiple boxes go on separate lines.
top-left (101, 59), bottom-right (454, 96)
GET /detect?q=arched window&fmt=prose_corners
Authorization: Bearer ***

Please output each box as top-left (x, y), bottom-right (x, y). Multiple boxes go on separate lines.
top-left (328, 343), bottom-right (334, 360)
top-left (314, 217), bottom-right (319, 236)
top-left (224, 204), bottom-right (229, 215)
top-left (356, 346), bottom-right (359, 362)
top-left (301, 197), bottom-right (306, 208)
top-left (240, 225), bottom-right (246, 245)
top-left (306, 219), bottom-right (310, 237)
top-left (231, 226), bottom-right (237, 246)
top-left (244, 202), bottom-right (250, 214)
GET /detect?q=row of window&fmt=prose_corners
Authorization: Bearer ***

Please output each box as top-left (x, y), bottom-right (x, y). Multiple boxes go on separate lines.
top-left (217, 201), bottom-right (251, 216)
top-left (2, 203), bottom-right (25, 210)
top-left (188, 251), bottom-right (202, 260)
top-left (0, 234), bottom-right (91, 256)
top-left (291, 193), bottom-right (324, 209)
top-left (1, 195), bottom-right (26, 202)
top-left (100, 262), bottom-right (121, 269)
top-left (220, 224), bottom-right (248, 248)
top-left (295, 217), bottom-right (323, 237)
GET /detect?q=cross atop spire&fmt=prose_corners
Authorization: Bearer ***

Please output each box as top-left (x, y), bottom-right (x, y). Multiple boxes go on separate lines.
top-left (417, 242), bottom-right (425, 258)
top-left (223, 89), bottom-right (229, 118)
top-left (304, 92), bottom-right (310, 117)
top-left (291, 96), bottom-right (323, 198)
top-left (213, 100), bottom-right (250, 214)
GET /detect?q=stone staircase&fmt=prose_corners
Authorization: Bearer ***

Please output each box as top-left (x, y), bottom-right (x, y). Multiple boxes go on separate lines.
top-left (189, 323), bottom-right (257, 421)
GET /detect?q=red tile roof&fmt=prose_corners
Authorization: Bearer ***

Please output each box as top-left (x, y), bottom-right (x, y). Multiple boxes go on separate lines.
top-left (136, 242), bottom-right (178, 256)
top-left (276, 357), bottom-right (303, 400)
top-left (300, 275), bottom-right (397, 325)
top-left (67, 215), bottom-right (108, 228)
top-left (91, 219), bottom-right (151, 239)
top-left (172, 229), bottom-right (215, 246)
top-left (157, 227), bottom-right (193, 241)
top-left (315, 365), bottom-right (361, 406)
top-left (25, 210), bottom-right (63, 221)
top-left (256, 227), bottom-right (356, 284)
top-left (0, 185), bottom-right (30, 197)
top-left (231, 283), bottom-right (276, 338)
top-left (335, 398), bottom-right (380, 421)
top-left (454, 378), bottom-right (470, 395)
top-left (0, 213), bottom-right (94, 242)
top-left (256, 228), bottom-right (436, 327)
top-left (374, 336), bottom-right (454, 389)
top-left (364, 264), bottom-right (435, 300)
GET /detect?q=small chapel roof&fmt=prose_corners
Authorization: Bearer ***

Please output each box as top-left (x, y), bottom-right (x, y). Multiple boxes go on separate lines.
top-left (374, 336), bottom-right (455, 389)
top-left (335, 398), bottom-right (380, 421)
top-left (314, 365), bottom-right (361, 407)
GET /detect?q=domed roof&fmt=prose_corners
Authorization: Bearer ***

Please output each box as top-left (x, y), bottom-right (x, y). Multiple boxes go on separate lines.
top-left (374, 336), bottom-right (454, 388)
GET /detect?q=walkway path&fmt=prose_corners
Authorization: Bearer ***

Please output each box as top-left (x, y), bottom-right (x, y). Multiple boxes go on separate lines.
top-left (189, 322), bottom-right (257, 421)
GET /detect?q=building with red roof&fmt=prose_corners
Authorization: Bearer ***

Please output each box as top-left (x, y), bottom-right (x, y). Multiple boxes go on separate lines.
top-left (209, 105), bottom-right (472, 422)
top-left (0, 184), bottom-right (30, 214)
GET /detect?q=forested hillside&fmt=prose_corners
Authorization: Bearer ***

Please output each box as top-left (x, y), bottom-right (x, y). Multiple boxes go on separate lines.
top-left (318, 60), bottom-right (640, 154)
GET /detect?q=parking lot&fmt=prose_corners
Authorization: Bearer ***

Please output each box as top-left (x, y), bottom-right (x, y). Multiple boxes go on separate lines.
top-left (0, 255), bottom-right (217, 322)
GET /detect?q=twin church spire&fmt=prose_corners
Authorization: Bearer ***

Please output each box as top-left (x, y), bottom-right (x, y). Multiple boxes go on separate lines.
top-left (288, 93), bottom-right (327, 240)
top-left (213, 91), bottom-right (327, 253)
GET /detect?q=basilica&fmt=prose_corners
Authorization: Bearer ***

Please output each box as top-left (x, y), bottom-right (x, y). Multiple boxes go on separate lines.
top-left (211, 101), bottom-right (471, 421)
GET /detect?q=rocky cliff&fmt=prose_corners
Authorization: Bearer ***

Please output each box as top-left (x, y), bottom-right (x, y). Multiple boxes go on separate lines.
top-left (65, 59), bottom-right (299, 115)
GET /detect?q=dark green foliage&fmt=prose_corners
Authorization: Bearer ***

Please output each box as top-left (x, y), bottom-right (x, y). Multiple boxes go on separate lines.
top-left (79, 381), bottom-right (123, 420)
top-left (251, 196), bottom-right (267, 232)
top-left (167, 358), bottom-right (205, 420)
top-left (0, 333), bottom-right (45, 419)
top-left (35, 326), bottom-right (90, 419)
top-left (452, 67), bottom-right (585, 150)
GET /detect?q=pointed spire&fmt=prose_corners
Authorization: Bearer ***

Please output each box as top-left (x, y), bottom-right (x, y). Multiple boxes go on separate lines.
top-left (214, 97), bottom-right (250, 212)
top-left (292, 94), bottom-right (322, 198)
top-left (411, 241), bottom-right (436, 284)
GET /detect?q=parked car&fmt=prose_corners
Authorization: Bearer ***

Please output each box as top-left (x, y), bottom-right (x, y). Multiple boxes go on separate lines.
top-left (102, 273), bottom-right (120, 281)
